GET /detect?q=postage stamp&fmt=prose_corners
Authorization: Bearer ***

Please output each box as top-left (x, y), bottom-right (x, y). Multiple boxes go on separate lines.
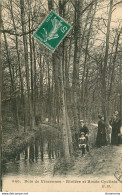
top-left (33, 11), bottom-right (72, 52)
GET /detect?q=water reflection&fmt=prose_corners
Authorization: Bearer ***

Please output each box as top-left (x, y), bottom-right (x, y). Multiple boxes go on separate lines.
top-left (29, 144), bottom-right (34, 162)
top-left (3, 131), bottom-right (60, 177)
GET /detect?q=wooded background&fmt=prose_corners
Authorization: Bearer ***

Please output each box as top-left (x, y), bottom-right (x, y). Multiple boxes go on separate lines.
top-left (2, 0), bottom-right (122, 161)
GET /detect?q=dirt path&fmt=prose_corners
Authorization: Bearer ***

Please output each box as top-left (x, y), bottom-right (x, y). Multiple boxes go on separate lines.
top-left (56, 145), bottom-right (122, 181)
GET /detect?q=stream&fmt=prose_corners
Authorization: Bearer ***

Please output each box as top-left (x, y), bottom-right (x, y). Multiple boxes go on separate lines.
top-left (2, 131), bottom-right (60, 178)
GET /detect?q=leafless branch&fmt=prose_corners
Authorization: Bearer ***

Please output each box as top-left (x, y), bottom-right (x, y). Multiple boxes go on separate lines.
top-left (113, 1), bottom-right (122, 7)
top-left (1, 29), bottom-right (36, 36)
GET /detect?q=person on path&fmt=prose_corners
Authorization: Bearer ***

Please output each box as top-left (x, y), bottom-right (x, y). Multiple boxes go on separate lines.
top-left (105, 123), bottom-right (112, 144)
top-left (96, 115), bottom-right (107, 147)
top-left (79, 120), bottom-right (89, 152)
top-left (110, 111), bottom-right (121, 145)
top-left (78, 132), bottom-right (87, 156)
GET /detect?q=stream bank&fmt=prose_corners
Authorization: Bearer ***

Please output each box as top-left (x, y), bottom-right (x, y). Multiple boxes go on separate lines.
top-left (2, 121), bottom-right (59, 164)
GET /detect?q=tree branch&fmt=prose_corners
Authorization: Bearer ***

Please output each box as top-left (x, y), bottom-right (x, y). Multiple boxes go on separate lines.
top-left (70, 0), bottom-right (97, 14)
top-left (1, 28), bottom-right (36, 36)
top-left (80, 0), bottom-right (97, 16)
top-left (113, 1), bottom-right (122, 7)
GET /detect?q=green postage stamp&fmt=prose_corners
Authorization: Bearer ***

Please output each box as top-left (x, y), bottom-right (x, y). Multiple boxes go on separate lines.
top-left (33, 11), bottom-right (71, 52)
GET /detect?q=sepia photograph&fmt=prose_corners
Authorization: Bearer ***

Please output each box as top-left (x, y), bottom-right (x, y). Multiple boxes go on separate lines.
top-left (1, 0), bottom-right (122, 192)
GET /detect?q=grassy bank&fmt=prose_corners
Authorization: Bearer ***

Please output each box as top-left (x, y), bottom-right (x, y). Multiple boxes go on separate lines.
top-left (2, 121), bottom-right (40, 163)
top-left (2, 120), bottom-right (58, 163)
top-left (54, 145), bottom-right (122, 179)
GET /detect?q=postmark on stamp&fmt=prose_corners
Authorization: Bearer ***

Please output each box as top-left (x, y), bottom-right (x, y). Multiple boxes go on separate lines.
top-left (33, 11), bottom-right (71, 52)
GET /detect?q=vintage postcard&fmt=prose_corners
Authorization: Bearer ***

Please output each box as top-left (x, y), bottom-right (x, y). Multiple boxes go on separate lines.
top-left (1, 0), bottom-right (122, 192)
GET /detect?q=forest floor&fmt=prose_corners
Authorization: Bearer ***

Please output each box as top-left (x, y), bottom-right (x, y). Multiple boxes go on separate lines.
top-left (2, 120), bottom-right (122, 182)
top-left (54, 144), bottom-right (122, 182)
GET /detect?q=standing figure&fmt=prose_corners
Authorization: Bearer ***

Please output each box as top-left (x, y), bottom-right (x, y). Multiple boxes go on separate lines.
top-left (110, 111), bottom-right (121, 145)
top-left (78, 132), bottom-right (87, 156)
top-left (96, 115), bottom-right (107, 147)
top-left (105, 123), bottom-right (112, 144)
top-left (79, 120), bottom-right (89, 152)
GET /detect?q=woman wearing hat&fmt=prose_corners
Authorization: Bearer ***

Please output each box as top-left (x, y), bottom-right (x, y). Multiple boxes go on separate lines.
top-left (96, 115), bottom-right (107, 147)
top-left (110, 112), bottom-right (121, 145)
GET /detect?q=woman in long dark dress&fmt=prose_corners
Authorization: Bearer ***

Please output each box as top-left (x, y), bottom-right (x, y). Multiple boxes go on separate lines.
top-left (96, 115), bottom-right (107, 147)
top-left (110, 114), bottom-right (121, 145)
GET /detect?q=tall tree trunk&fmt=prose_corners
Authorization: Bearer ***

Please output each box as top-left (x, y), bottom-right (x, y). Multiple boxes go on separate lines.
top-left (47, 0), bottom-right (73, 161)
top-left (81, 2), bottom-right (97, 119)
top-left (20, 0), bottom-right (35, 129)
top-left (107, 29), bottom-right (121, 118)
top-left (2, 21), bottom-right (19, 131)
top-left (59, 51), bottom-right (71, 161)
top-left (72, 0), bottom-right (83, 145)
top-left (39, 53), bottom-right (43, 120)
top-left (102, 0), bottom-right (113, 122)
top-left (48, 0), bottom-right (60, 123)
top-left (32, 38), bottom-right (37, 117)
top-left (48, 60), bottom-right (51, 121)
top-left (52, 54), bottom-right (60, 123)
top-left (9, 0), bottom-right (25, 131)
top-left (28, 0), bottom-right (34, 106)
top-left (59, 0), bottom-right (73, 158)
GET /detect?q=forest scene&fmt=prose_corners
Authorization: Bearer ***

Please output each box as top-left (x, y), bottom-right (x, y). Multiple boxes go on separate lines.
top-left (1, 0), bottom-right (122, 181)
